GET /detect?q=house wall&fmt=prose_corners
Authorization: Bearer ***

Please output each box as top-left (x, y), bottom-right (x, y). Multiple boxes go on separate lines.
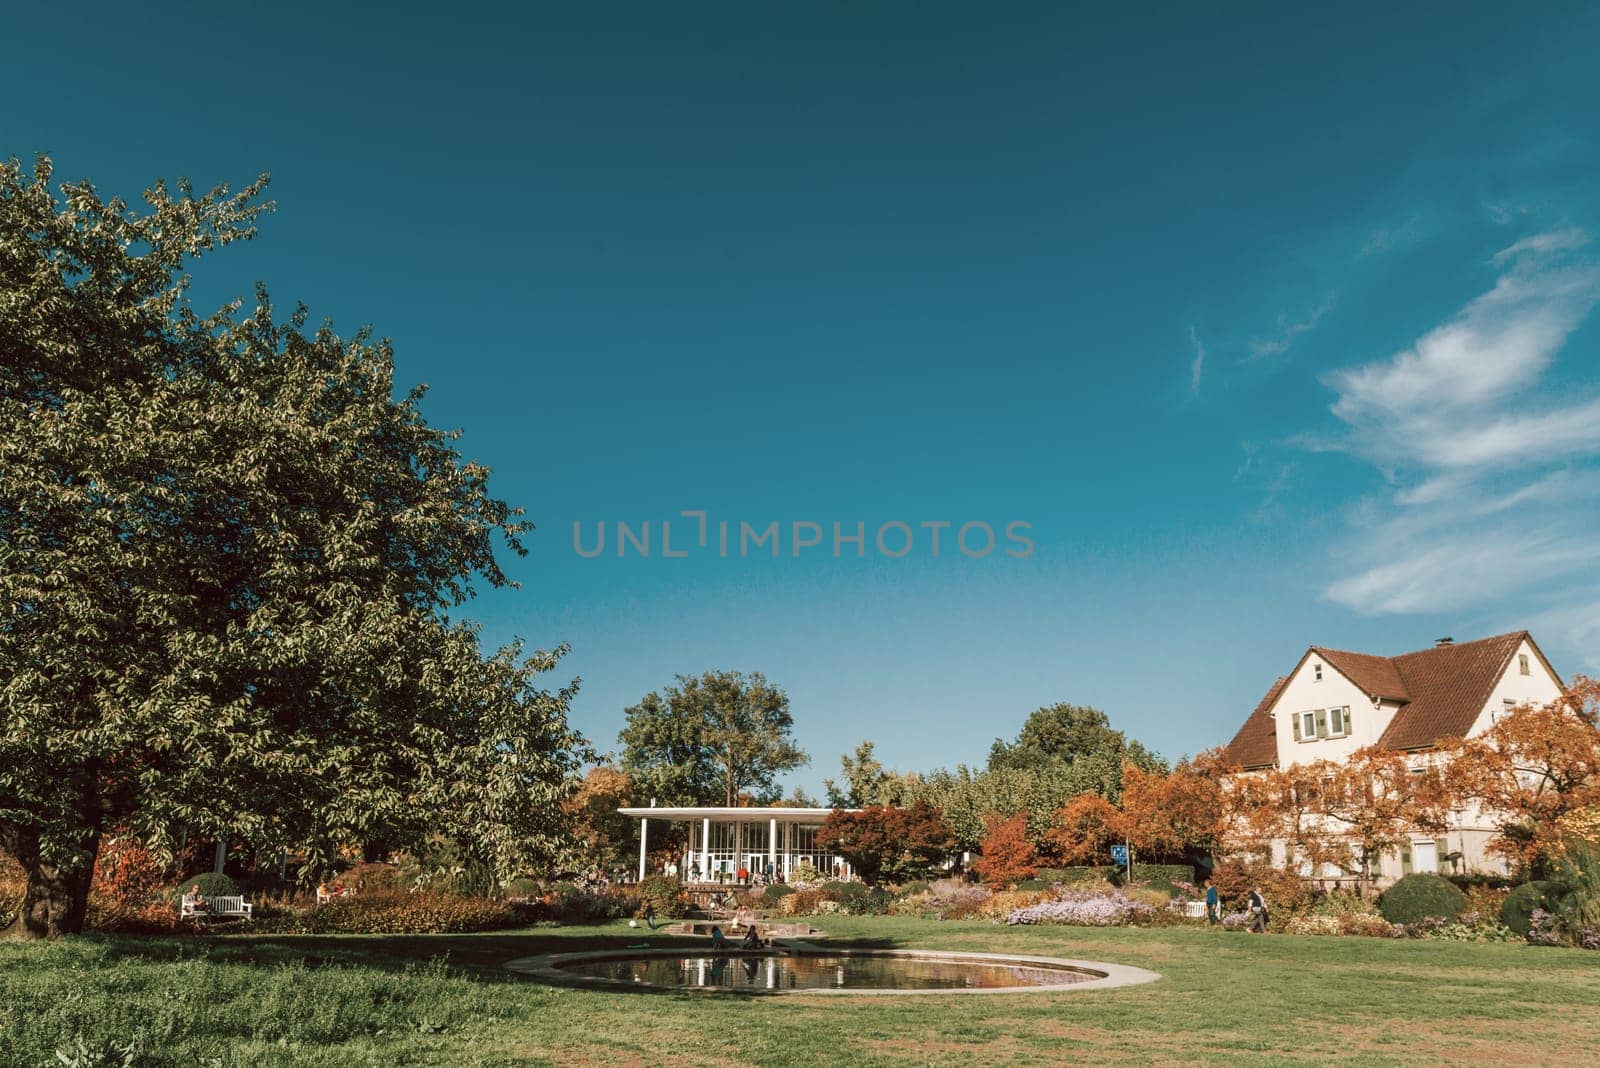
top-left (1462, 637), bottom-right (1565, 738)
top-left (1272, 653), bottom-right (1391, 768)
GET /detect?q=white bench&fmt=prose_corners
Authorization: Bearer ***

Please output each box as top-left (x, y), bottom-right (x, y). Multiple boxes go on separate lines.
top-left (180, 893), bottom-right (253, 921)
top-left (316, 887), bottom-right (353, 906)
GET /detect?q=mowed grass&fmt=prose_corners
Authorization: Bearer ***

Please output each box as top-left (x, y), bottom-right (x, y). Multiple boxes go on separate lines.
top-left (2, 917), bottom-right (1597, 1067)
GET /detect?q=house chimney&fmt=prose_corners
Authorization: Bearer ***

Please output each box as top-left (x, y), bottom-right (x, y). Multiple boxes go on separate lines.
top-left (1435, 636), bottom-right (1454, 646)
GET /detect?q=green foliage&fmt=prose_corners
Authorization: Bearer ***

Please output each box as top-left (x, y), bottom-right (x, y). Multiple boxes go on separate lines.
top-left (1548, 842), bottom-right (1600, 929)
top-left (760, 884), bottom-right (796, 905)
top-left (988, 703), bottom-right (1166, 775)
top-left (1034, 865), bottom-right (1120, 886)
top-left (635, 876), bottom-right (687, 919)
top-left (1380, 874), bottom-right (1468, 925)
top-left (1131, 864), bottom-right (1195, 885)
top-left (334, 863), bottom-right (400, 895)
top-left (1501, 880), bottom-right (1565, 936)
top-left (618, 671), bottom-right (807, 806)
top-left (184, 873), bottom-right (238, 898)
top-left (0, 157), bottom-right (586, 936)
top-left (825, 741), bottom-right (910, 807)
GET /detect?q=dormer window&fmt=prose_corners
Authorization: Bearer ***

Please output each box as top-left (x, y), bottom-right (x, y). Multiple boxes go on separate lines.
top-left (1314, 663), bottom-right (1323, 682)
top-left (1519, 654), bottom-right (1530, 676)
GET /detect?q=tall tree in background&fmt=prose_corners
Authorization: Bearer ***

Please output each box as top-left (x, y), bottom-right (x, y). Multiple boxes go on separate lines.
top-left (988, 703), bottom-right (1164, 775)
top-left (825, 741), bottom-right (909, 807)
top-left (0, 159), bottom-right (585, 938)
top-left (619, 671), bottom-right (807, 806)
top-left (562, 766), bottom-right (638, 873)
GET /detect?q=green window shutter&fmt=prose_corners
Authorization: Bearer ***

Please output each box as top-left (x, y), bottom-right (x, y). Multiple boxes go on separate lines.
top-left (1400, 845), bottom-right (1412, 875)
top-left (1342, 706), bottom-right (1353, 734)
top-left (1292, 714), bottom-right (1302, 742)
top-left (1315, 709), bottom-right (1328, 739)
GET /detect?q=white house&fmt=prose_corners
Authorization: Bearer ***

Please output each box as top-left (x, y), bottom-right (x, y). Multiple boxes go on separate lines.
top-left (617, 805), bottom-right (858, 884)
top-left (1221, 630), bottom-right (1565, 882)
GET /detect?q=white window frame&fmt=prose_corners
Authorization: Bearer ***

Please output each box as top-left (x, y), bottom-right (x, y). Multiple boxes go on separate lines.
top-left (1300, 710), bottom-right (1317, 740)
top-left (1519, 654), bottom-right (1530, 676)
top-left (1313, 663), bottom-right (1323, 682)
top-left (1328, 706), bottom-right (1348, 737)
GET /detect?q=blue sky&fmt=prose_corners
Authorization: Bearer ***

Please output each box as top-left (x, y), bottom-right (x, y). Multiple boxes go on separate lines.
top-left (8, 3), bottom-right (1599, 794)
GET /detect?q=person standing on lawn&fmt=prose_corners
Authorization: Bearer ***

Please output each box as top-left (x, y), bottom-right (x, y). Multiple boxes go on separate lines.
top-left (1205, 879), bottom-right (1220, 925)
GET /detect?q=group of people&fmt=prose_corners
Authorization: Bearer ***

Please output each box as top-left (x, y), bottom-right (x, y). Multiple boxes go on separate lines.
top-left (1202, 878), bottom-right (1270, 932)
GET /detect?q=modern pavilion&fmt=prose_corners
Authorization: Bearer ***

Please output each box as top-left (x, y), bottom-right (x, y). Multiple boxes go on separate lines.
top-left (618, 805), bottom-right (859, 884)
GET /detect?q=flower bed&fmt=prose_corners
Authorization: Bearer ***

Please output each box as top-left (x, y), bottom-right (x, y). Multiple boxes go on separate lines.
top-left (1003, 889), bottom-right (1155, 927)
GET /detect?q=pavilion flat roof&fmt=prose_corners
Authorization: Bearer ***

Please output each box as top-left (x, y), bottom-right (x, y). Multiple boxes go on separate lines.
top-left (617, 806), bottom-right (858, 820)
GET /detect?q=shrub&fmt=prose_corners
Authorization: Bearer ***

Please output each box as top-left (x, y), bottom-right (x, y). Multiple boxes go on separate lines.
top-left (182, 872), bottom-right (239, 898)
top-left (1380, 874), bottom-right (1467, 925)
top-left (1033, 865), bottom-right (1118, 886)
top-left (978, 889), bottom-right (1054, 920)
top-left (895, 880), bottom-right (930, 897)
top-left (90, 836), bottom-right (165, 906)
top-left (760, 883), bottom-right (795, 905)
top-left (1500, 880), bottom-right (1565, 936)
top-left (268, 892), bottom-right (520, 934)
top-left (548, 883), bottom-right (634, 924)
top-left (337, 862), bottom-right (401, 894)
top-left (1130, 863), bottom-right (1194, 885)
top-left (636, 875), bottom-right (687, 919)
top-left (502, 877), bottom-right (545, 900)
top-left (0, 877), bottom-right (23, 929)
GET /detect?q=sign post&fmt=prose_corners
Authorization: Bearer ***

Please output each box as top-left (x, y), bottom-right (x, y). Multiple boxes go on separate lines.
top-left (1110, 842), bottom-right (1132, 881)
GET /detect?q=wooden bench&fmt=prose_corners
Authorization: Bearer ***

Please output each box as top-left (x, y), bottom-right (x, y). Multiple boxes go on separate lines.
top-left (180, 893), bottom-right (253, 921)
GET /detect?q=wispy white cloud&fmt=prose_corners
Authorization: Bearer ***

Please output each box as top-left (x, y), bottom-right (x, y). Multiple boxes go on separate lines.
top-left (1317, 226), bottom-right (1600, 642)
top-left (1187, 326), bottom-right (1206, 394)
top-left (1246, 295), bottom-right (1335, 361)
top-left (1491, 226), bottom-right (1589, 266)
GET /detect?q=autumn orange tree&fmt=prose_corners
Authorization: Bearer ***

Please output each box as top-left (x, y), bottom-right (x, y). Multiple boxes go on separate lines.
top-left (562, 766), bottom-right (638, 872)
top-left (971, 812), bottom-right (1037, 887)
top-left (1047, 793), bottom-right (1126, 864)
top-left (1319, 747), bottom-right (1450, 895)
top-left (1441, 677), bottom-right (1600, 873)
top-left (1121, 760), bottom-right (1228, 862)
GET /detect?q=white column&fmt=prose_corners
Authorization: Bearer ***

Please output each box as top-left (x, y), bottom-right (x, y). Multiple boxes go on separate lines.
top-left (783, 821), bottom-right (793, 882)
top-left (701, 817), bottom-right (711, 883)
top-left (638, 817), bottom-right (649, 882)
top-left (768, 817), bottom-right (777, 878)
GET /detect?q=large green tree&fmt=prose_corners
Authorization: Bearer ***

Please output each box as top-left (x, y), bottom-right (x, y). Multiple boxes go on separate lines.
top-left (988, 702), bottom-right (1164, 773)
top-left (0, 158), bottom-right (585, 937)
top-left (619, 670), bottom-right (807, 806)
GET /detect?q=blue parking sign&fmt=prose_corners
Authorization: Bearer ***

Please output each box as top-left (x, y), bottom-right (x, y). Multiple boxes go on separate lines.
top-left (1110, 844), bottom-right (1128, 864)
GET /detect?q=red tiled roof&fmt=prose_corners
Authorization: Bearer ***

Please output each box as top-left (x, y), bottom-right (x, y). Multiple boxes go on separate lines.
top-left (1220, 630), bottom-right (1562, 767)
top-left (1223, 675), bottom-right (1288, 769)
top-left (1314, 648), bottom-right (1410, 702)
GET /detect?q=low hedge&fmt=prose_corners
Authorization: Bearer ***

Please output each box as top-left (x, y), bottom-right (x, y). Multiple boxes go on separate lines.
top-left (1380, 874), bottom-right (1467, 925)
top-left (761, 884), bottom-right (796, 905)
top-left (1033, 866), bottom-right (1119, 885)
top-left (263, 892), bottom-right (535, 934)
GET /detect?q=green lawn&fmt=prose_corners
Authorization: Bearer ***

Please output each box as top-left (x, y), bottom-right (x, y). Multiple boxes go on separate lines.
top-left (2, 918), bottom-right (1596, 1066)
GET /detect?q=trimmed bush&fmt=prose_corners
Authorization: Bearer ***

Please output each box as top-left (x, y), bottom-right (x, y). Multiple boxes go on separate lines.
top-left (1033, 866), bottom-right (1118, 886)
top-left (282, 892), bottom-right (519, 934)
top-left (1501, 881), bottom-right (1565, 936)
top-left (183, 872), bottom-right (238, 898)
top-left (761, 884), bottom-right (795, 905)
top-left (1380, 874), bottom-right (1467, 925)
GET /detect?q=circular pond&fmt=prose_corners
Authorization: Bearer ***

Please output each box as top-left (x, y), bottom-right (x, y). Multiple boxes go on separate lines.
top-left (506, 948), bottom-right (1159, 996)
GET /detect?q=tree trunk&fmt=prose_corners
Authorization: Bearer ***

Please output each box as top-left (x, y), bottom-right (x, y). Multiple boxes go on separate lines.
top-left (2, 829), bottom-right (100, 940)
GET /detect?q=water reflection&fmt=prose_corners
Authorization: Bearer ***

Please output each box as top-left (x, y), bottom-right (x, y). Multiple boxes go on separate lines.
top-left (559, 953), bottom-right (1093, 991)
